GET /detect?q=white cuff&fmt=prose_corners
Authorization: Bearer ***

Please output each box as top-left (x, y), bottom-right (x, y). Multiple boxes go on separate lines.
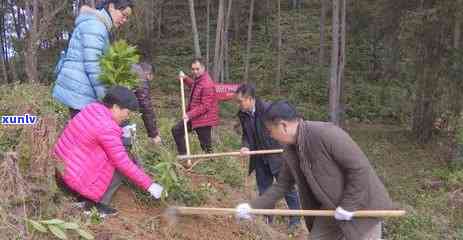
top-left (236, 203), bottom-right (252, 220)
top-left (335, 206), bottom-right (354, 221)
top-left (122, 124), bottom-right (137, 138)
top-left (148, 183), bottom-right (164, 199)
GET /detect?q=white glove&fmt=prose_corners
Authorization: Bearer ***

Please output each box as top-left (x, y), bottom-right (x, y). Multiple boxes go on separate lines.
top-left (334, 206), bottom-right (354, 221)
top-left (235, 203), bottom-right (252, 220)
top-left (148, 183), bottom-right (164, 199)
top-left (122, 124), bottom-right (137, 138)
top-left (179, 71), bottom-right (186, 78)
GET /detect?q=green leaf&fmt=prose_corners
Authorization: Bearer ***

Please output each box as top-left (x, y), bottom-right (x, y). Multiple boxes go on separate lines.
top-left (170, 169), bottom-right (178, 182)
top-left (153, 162), bottom-right (168, 170)
top-left (76, 228), bottom-right (95, 240)
top-left (41, 219), bottom-right (65, 225)
top-left (99, 39), bottom-right (140, 88)
top-left (27, 219), bottom-right (47, 233)
top-left (48, 225), bottom-right (67, 239)
top-left (61, 222), bottom-right (79, 230)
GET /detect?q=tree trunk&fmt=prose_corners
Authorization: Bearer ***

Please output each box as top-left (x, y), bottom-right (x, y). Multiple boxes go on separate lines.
top-left (289, 0), bottom-right (303, 9)
top-left (412, 62), bottom-right (435, 144)
top-left (329, 0), bottom-right (340, 125)
top-left (244, 0), bottom-right (255, 82)
top-left (450, 0), bottom-right (463, 128)
top-left (142, 0), bottom-right (153, 60)
top-left (0, 28), bottom-right (7, 84)
top-left (24, 0), bottom-right (39, 83)
top-left (158, 1), bottom-right (163, 43)
top-left (24, 42), bottom-right (39, 83)
top-left (319, 0), bottom-right (327, 69)
top-left (264, 0), bottom-right (271, 36)
top-left (10, 2), bottom-right (22, 40)
top-left (24, 0), bottom-right (67, 83)
top-left (232, 0), bottom-right (241, 40)
top-left (450, 0), bottom-right (463, 165)
top-left (188, 0), bottom-right (201, 58)
top-left (223, 0), bottom-right (233, 82)
top-left (450, 0), bottom-right (463, 116)
top-left (411, 1), bottom-right (443, 144)
top-left (213, 0), bottom-right (225, 82)
top-left (0, 4), bottom-right (9, 84)
top-left (219, 18), bottom-right (225, 83)
top-left (454, 3), bottom-right (461, 50)
top-left (276, 0), bottom-right (282, 94)
top-left (206, 0), bottom-right (210, 69)
top-left (0, 58), bottom-right (7, 84)
top-left (337, 0), bottom-right (346, 125)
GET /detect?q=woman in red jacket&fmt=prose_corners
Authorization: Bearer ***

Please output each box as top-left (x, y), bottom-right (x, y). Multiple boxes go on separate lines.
top-left (54, 86), bottom-right (164, 217)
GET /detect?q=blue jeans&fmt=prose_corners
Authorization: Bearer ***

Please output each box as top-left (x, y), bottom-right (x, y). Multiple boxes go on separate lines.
top-left (255, 163), bottom-right (301, 226)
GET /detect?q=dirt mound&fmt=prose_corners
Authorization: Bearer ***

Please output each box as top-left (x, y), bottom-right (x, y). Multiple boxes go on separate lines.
top-left (88, 173), bottom-right (307, 240)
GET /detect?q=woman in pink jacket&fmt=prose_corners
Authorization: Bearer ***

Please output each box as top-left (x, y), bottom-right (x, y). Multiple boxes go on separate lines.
top-left (54, 86), bottom-right (164, 217)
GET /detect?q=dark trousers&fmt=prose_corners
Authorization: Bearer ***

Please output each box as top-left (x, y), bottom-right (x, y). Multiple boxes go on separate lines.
top-left (56, 170), bottom-right (124, 205)
top-left (255, 163), bottom-right (301, 226)
top-left (56, 155), bottom-right (140, 206)
top-left (172, 120), bottom-right (212, 155)
top-left (69, 108), bottom-right (80, 119)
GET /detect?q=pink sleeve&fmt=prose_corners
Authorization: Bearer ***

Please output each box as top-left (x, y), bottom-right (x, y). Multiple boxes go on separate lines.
top-left (97, 127), bottom-right (153, 190)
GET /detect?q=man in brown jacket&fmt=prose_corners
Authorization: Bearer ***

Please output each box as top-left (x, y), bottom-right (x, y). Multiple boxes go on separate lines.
top-left (235, 100), bottom-right (394, 240)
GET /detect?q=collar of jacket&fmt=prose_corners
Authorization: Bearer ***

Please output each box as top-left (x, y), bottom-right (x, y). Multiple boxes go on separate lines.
top-left (194, 71), bottom-right (211, 83)
top-left (79, 5), bottom-right (113, 31)
top-left (238, 97), bottom-right (263, 117)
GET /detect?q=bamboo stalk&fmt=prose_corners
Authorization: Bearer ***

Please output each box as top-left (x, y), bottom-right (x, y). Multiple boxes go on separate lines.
top-left (179, 71), bottom-right (191, 166)
top-left (177, 149), bottom-right (284, 160)
top-left (171, 207), bottom-right (406, 218)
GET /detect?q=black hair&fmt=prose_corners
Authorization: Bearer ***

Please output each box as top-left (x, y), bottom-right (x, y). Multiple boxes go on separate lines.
top-left (97, 0), bottom-right (134, 11)
top-left (102, 86), bottom-right (139, 111)
top-left (102, 93), bottom-right (120, 109)
top-left (191, 58), bottom-right (205, 67)
top-left (262, 100), bottom-right (301, 124)
top-left (235, 83), bottom-right (256, 99)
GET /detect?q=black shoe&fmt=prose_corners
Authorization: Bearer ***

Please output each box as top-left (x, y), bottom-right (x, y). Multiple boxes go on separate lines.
top-left (83, 201), bottom-right (96, 213)
top-left (95, 203), bottom-right (118, 217)
top-left (83, 202), bottom-right (118, 217)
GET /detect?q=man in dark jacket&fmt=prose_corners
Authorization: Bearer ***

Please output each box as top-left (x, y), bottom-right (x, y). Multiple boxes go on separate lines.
top-left (130, 63), bottom-right (161, 145)
top-left (235, 101), bottom-right (394, 240)
top-left (172, 58), bottom-right (219, 155)
top-left (235, 84), bottom-right (301, 231)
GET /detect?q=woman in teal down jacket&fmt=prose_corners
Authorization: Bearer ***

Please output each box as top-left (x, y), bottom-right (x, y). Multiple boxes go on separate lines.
top-left (53, 0), bottom-right (133, 118)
